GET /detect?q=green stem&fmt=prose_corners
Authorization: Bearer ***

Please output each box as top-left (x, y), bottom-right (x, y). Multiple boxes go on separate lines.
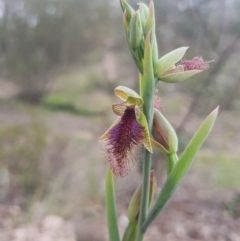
top-left (136, 150), bottom-right (152, 241)
top-left (105, 167), bottom-right (121, 241)
top-left (135, 29), bottom-right (155, 241)
top-left (167, 152), bottom-right (178, 175)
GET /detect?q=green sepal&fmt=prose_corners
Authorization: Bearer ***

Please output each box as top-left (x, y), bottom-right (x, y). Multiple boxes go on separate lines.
top-left (152, 35), bottom-right (158, 66)
top-left (154, 47), bottom-right (189, 78)
top-left (141, 106), bottom-right (219, 232)
top-left (128, 11), bottom-right (144, 49)
top-left (123, 10), bottom-right (130, 33)
top-left (114, 86), bottom-right (143, 106)
top-left (150, 138), bottom-right (169, 154)
top-left (138, 3), bottom-right (149, 28)
top-left (160, 70), bottom-right (203, 83)
top-left (123, 11), bottom-right (143, 74)
top-left (144, 0), bottom-right (155, 35)
top-left (120, 0), bottom-right (135, 21)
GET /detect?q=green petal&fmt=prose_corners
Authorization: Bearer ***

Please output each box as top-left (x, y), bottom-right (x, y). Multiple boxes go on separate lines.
top-left (160, 70), bottom-right (203, 83)
top-left (138, 112), bottom-right (152, 153)
top-left (114, 86), bottom-right (143, 106)
top-left (154, 47), bottom-right (189, 77)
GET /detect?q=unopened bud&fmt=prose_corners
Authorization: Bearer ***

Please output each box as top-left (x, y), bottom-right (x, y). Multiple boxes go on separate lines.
top-left (127, 170), bottom-right (156, 222)
top-left (144, 0), bottom-right (155, 34)
top-left (151, 108), bottom-right (178, 154)
top-left (128, 11), bottom-right (143, 49)
top-left (120, 0), bottom-right (135, 22)
top-left (138, 3), bottom-right (149, 29)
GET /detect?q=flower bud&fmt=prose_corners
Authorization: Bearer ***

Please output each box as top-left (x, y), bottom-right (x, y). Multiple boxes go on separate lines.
top-left (154, 47), bottom-right (211, 83)
top-left (144, 0), bottom-right (155, 34)
top-left (151, 109), bottom-right (178, 154)
top-left (120, 0), bottom-right (135, 21)
top-left (128, 11), bottom-right (144, 50)
top-left (127, 170), bottom-right (156, 222)
top-left (138, 3), bottom-right (149, 28)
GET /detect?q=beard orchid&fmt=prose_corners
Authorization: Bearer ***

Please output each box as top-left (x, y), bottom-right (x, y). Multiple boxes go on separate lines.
top-left (100, 86), bottom-right (152, 177)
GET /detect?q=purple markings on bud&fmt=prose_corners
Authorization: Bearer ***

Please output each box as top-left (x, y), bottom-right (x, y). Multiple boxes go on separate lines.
top-left (179, 57), bottom-right (210, 71)
top-left (105, 107), bottom-right (144, 177)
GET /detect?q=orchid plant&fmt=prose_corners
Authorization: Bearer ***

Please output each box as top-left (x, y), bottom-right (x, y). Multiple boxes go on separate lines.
top-left (100, 1), bottom-right (218, 240)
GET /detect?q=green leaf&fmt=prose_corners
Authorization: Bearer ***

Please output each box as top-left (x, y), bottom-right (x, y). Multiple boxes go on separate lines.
top-left (105, 167), bottom-right (121, 241)
top-left (154, 47), bottom-right (189, 77)
top-left (141, 106), bottom-right (219, 232)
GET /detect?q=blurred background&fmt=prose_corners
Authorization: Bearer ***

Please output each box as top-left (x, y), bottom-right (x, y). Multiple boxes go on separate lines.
top-left (0, 0), bottom-right (239, 240)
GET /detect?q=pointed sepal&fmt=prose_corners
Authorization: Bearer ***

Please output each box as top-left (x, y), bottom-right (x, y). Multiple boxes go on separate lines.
top-left (154, 47), bottom-right (189, 78)
top-left (114, 86), bottom-right (143, 106)
top-left (152, 109), bottom-right (178, 154)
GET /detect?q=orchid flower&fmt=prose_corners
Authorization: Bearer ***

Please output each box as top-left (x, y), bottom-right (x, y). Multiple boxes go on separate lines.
top-left (154, 47), bottom-right (212, 83)
top-left (100, 86), bottom-right (152, 177)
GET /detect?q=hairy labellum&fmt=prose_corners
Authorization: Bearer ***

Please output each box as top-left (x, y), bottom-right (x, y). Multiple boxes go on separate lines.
top-left (105, 107), bottom-right (144, 177)
top-left (179, 57), bottom-right (209, 71)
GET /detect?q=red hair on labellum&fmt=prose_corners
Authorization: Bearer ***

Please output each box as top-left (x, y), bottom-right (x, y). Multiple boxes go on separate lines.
top-left (105, 107), bottom-right (144, 177)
